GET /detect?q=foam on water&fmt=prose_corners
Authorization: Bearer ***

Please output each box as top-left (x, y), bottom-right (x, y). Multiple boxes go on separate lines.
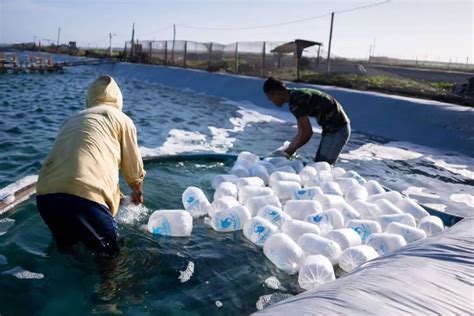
top-left (140, 105), bottom-right (285, 157)
top-left (341, 141), bottom-right (474, 179)
top-left (341, 143), bottom-right (423, 161)
top-left (402, 187), bottom-right (440, 199)
top-left (115, 203), bottom-right (151, 225)
top-left (264, 276), bottom-right (282, 290)
top-left (449, 194), bottom-right (474, 208)
top-left (2, 266), bottom-right (44, 280)
top-left (0, 218), bottom-right (15, 236)
top-left (178, 261), bottom-right (195, 283)
top-left (424, 203), bottom-right (447, 212)
top-left (426, 157), bottom-right (474, 180)
top-left (0, 175), bottom-right (38, 199)
top-left (256, 293), bottom-right (294, 311)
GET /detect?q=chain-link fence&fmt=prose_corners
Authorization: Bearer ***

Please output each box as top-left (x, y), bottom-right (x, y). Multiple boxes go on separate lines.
top-left (125, 40), bottom-right (331, 80)
top-left (124, 39), bottom-right (474, 83)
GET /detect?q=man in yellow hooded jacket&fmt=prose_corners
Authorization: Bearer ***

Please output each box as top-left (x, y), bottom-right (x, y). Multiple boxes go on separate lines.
top-left (36, 75), bottom-right (146, 255)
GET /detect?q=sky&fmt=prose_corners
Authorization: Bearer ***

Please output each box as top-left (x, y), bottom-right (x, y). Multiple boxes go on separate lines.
top-left (0, 0), bottom-right (472, 62)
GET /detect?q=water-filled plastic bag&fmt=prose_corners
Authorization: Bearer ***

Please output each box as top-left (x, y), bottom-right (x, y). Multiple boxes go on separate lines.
top-left (379, 213), bottom-right (416, 229)
top-left (281, 219), bottom-right (321, 242)
top-left (345, 184), bottom-right (369, 203)
top-left (263, 233), bottom-right (305, 275)
top-left (213, 182), bottom-right (238, 200)
top-left (368, 191), bottom-right (403, 205)
top-left (346, 219), bottom-right (382, 242)
top-left (148, 210), bottom-right (193, 237)
top-left (271, 180), bottom-right (302, 200)
top-left (182, 186), bottom-right (210, 217)
top-left (211, 174), bottom-right (239, 189)
top-left (338, 245), bottom-right (378, 272)
top-left (363, 180), bottom-right (385, 196)
top-left (292, 187), bottom-right (323, 200)
top-left (243, 216), bottom-right (278, 246)
top-left (207, 196), bottom-right (239, 217)
top-left (350, 200), bottom-right (382, 220)
top-left (238, 185), bottom-right (273, 204)
top-left (326, 228), bottom-right (362, 250)
top-left (245, 195), bottom-right (282, 216)
top-left (298, 255), bottom-right (335, 290)
top-left (211, 205), bottom-right (251, 232)
top-left (305, 208), bottom-right (345, 234)
top-left (395, 198), bottom-right (430, 220)
top-left (365, 233), bottom-right (407, 256)
top-left (418, 215), bottom-right (444, 236)
top-left (269, 171), bottom-right (301, 187)
top-left (297, 233), bottom-right (342, 265)
top-left (283, 200), bottom-right (322, 221)
top-left (386, 222), bottom-right (426, 243)
top-left (257, 205), bottom-right (291, 228)
top-left (374, 199), bottom-right (404, 215)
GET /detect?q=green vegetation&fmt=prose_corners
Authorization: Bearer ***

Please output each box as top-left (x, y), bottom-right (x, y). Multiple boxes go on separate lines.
top-left (298, 72), bottom-right (469, 106)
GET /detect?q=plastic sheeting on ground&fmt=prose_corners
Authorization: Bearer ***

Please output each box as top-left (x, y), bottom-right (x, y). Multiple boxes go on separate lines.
top-left (254, 216), bottom-right (474, 315)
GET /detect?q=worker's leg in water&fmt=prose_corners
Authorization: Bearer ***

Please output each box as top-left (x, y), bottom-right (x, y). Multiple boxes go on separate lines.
top-left (37, 193), bottom-right (122, 256)
top-left (315, 124), bottom-right (351, 165)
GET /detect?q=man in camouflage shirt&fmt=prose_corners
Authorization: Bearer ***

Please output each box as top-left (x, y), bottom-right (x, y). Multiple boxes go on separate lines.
top-left (263, 77), bottom-right (350, 164)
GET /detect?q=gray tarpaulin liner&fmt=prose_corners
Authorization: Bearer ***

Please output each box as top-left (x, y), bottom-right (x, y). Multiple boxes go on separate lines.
top-left (255, 216), bottom-right (474, 315)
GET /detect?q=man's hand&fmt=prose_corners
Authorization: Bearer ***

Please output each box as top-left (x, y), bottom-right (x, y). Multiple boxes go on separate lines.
top-left (131, 189), bottom-right (143, 204)
top-left (268, 149), bottom-right (290, 158)
top-left (130, 181), bottom-right (144, 205)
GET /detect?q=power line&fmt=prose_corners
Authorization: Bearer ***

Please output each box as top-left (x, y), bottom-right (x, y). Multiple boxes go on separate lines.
top-left (335, 0), bottom-right (389, 14)
top-left (179, 12), bottom-right (332, 31)
top-left (136, 26), bottom-right (173, 38)
top-left (178, 0), bottom-right (390, 31)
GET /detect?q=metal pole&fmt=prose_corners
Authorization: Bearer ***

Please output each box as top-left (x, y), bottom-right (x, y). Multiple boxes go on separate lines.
top-left (164, 41), bottom-right (168, 65)
top-left (130, 22), bottom-right (135, 57)
top-left (149, 41), bottom-right (153, 64)
top-left (326, 12), bottom-right (334, 74)
top-left (208, 42), bottom-right (213, 69)
top-left (56, 27), bottom-right (61, 54)
top-left (235, 42), bottom-right (239, 73)
top-left (171, 24), bottom-right (176, 63)
top-left (183, 41), bottom-right (187, 68)
top-left (109, 33), bottom-right (112, 56)
top-left (296, 43), bottom-right (300, 81)
top-left (316, 45), bottom-right (321, 70)
top-left (262, 41), bottom-right (266, 77)
top-left (109, 33), bottom-right (116, 56)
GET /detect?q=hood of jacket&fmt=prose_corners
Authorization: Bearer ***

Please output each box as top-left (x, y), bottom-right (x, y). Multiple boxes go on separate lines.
top-left (86, 75), bottom-right (123, 111)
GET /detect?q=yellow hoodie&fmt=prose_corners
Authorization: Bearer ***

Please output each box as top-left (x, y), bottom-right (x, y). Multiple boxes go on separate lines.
top-left (36, 76), bottom-right (146, 216)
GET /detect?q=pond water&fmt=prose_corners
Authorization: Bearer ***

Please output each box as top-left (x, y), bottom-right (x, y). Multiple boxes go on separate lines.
top-left (0, 61), bottom-right (473, 315)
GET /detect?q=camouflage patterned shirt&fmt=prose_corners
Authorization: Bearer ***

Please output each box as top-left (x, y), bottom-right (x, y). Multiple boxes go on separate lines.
top-left (288, 88), bottom-right (349, 135)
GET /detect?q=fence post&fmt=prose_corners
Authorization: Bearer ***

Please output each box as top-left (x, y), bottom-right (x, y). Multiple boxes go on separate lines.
top-left (235, 42), bottom-right (239, 73)
top-left (315, 45), bottom-right (321, 71)
top-left (208, 42), bottom-right (213, 70)
top-left (184, 41), bottom-right (187, 68)
top-left (149, 41), bottom-right (153, 64)
top-left (262, 41), bottom-right (266, 77)
top-left (327, 12), bottom-right (335, 74)
top-left (171, 24), bottom-right (176, 63)
top-left (164, 41), bottom-right (168, 65)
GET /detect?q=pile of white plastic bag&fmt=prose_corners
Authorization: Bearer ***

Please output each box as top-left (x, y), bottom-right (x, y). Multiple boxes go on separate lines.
top-left (147, 151), bottom-right (446, 291)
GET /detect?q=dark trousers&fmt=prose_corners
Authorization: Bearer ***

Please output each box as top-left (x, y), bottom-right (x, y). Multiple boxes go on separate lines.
top-left (36, 193), bottom-right (121, 255)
